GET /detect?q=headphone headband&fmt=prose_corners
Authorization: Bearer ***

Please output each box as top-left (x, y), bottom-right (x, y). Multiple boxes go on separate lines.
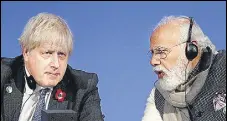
top-left (187, 17), bottom-right (194, 43)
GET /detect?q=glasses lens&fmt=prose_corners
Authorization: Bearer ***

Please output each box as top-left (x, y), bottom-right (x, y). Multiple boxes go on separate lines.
top-left (160, 53), bottom-right (167, 59)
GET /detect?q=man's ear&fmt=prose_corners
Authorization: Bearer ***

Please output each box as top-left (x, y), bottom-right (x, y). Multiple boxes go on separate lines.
top-left (22, 47), bottom-right (29, 62)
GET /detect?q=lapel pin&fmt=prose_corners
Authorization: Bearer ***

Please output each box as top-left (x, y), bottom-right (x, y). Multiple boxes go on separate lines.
top-left (213, 92), bottom-right (226, 113)
top-left (6, 86), bottom-right (12, 93)
top-left (55, 89), bottom-right (66, 102)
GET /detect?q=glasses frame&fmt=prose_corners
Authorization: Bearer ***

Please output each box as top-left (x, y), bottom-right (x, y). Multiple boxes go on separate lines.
top-left (148, 41), bottom-right (187, 60)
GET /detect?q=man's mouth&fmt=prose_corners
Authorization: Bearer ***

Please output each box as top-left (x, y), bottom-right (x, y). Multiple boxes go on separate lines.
top-left (45, 72), bottom-right (60, 77)
top-left (155, 71), bottom-right (165, 79)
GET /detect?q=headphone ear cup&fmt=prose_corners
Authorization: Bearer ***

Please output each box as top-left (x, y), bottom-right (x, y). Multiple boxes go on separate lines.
top-left (185, 42), bottom-right (198, 61)
top-left (27, 76), bottom-right (36, 90)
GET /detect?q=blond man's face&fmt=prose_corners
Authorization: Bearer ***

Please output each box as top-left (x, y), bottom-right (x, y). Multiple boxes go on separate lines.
top-left (23, 42), bottom-right (69, 87)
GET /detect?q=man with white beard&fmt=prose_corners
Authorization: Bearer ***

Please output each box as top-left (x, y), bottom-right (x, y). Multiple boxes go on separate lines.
top-left (142, 16), bottom-right (226, 121)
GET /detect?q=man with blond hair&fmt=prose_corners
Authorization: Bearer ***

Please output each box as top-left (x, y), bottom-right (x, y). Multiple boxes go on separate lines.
top-left (1, 12), bottom-right (104, 121)
top-left (142, 16), bottom-right (226, 121)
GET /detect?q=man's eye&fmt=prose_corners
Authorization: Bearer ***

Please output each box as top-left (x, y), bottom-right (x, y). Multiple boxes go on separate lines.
top-left (155, 50), bottom-right (163, 54)
top-left (42, 51), bottom-right (53, 56)
top-left (157, 49), bottom-right (168, 54)
top-left (58, 52), bottom-right (67, 59)
top-left (58, 52), bottom-right (65, 56)
top-left (45, 51), bottom-right (52, 54)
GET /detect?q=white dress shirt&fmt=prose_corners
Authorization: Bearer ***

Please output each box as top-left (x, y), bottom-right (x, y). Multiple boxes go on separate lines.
top-left (18, 67), bottom-right (53, 121)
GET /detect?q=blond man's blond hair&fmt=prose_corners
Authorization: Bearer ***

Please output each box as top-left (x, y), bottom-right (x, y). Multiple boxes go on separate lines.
top-left (19, 12), bottom-right (73, 55)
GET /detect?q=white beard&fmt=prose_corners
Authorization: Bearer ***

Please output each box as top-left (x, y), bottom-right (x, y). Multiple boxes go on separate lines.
top-left (153, 56), bottom-right (192, 92)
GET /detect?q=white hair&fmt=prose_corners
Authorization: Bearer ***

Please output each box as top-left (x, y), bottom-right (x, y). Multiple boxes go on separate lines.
top-left (18, 12), bottom-right (73, 55)
top-left (153, 15), bottom-right (218, 54)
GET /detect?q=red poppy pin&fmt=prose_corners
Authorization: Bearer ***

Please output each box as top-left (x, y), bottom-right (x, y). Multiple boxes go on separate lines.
top-left (55, 89), bottom-right (66, 102)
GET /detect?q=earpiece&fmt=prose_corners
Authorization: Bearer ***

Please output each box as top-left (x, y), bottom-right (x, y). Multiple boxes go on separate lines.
top-left (185, 17), bottom-right (198, 61)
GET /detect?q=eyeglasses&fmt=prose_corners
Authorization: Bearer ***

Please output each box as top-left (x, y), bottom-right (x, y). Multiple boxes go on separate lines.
top-left (147, 41), bottom-right (187, 60)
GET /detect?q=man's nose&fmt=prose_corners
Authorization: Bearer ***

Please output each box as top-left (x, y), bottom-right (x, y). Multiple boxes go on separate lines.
top-left (150, 56), bottom-right (161, 67)
top-left (50, 54), bottom-right (60, 69)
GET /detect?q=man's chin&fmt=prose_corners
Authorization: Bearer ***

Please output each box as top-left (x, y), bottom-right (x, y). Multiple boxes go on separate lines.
top-left (158, 78), bottom-right (182, 92)
top-left (38, 80), bottom-right (60, 87)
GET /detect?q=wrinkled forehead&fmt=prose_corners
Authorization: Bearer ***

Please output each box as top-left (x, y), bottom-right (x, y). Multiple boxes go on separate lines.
top-left (150, 23), bottom-right (180, 49)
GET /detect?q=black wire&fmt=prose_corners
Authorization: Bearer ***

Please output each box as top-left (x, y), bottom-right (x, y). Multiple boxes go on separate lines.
top-left (185, 61), bottom-right (194, 121)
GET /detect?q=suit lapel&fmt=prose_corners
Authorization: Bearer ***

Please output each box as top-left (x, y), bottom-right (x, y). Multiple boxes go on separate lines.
top-left (48, 78), bottom-right (72, 110)
top-left (3, 80), bottom-right (23, 121)
top-left (2, 61), bottom-right (25, 121)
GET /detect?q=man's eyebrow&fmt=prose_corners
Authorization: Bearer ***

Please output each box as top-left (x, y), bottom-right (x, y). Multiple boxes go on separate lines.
top-left (40, 48), bottom-right (54, 51)
top-left (153, 46), bottom-right (169, 50)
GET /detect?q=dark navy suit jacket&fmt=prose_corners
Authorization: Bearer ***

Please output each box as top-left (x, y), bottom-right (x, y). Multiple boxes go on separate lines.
top-left (1, 55), bottom-right (104, 121)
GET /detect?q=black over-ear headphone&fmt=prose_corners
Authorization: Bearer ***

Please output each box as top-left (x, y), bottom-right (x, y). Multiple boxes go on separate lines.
top-left (24, 67), bottom-right (36, 90)
top-left (185, 17), bottom-right (198, 61)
